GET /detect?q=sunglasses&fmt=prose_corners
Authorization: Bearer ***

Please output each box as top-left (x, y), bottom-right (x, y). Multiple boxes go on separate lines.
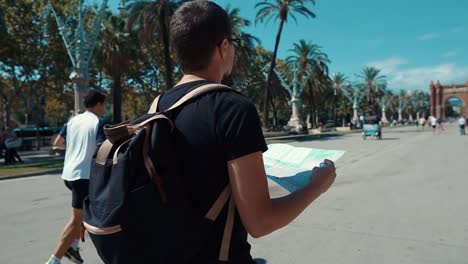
top-left (218, 36), bottom-right (241, 47)
top-left (228, 37), bottom-right (241, 47)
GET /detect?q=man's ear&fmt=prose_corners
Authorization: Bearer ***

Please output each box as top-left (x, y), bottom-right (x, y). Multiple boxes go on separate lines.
top-left (218, 39), bottom-right (229, 60)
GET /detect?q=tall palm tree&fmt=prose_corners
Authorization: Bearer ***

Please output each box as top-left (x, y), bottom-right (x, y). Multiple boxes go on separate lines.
top-left (256, 0), bottom-right (316, 129)
top-left (225, 5), bottom-right (260, 88)
top-left (331, 72), bottom-right (347, 95)
top-left (286, 39), bottom-right (329, 128)
top-left (227, 5), bottom-right (260, 48)
top-left (358, 66), bottom-right (386, 104)
top-left (286, 39), bottom-right (325, 70)
top-left (331, 72), bottom-right (348, 124)
top-left (100, 14), bottom-right (132, 124)
top-left (307, 67), bottom-right (331, 127)
top-left (126, 0), bottom-right (184, 90)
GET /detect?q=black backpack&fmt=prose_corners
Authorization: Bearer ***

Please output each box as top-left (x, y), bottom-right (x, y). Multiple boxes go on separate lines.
top-left (83, 84), bottom-right (236, 263)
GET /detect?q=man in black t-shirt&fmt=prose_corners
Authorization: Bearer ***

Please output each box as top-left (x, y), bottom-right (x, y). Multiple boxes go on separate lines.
top-left (167, 2), bottom-right (337, 263)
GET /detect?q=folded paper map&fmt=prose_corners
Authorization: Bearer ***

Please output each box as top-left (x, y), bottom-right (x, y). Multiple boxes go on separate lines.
top-left (264, 144), bottom-right (345, 192)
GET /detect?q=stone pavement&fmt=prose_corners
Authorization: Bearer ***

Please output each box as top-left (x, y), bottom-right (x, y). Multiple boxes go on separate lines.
top-left (0, 125), bottom-right (467, 264)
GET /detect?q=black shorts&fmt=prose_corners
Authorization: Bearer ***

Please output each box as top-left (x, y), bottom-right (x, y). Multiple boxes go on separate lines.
top-left (64, 179), bottom-right (89, 209)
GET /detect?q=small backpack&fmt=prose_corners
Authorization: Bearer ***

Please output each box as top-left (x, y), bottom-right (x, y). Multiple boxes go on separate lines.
top-left (83, 84), bottom-right (236, 263)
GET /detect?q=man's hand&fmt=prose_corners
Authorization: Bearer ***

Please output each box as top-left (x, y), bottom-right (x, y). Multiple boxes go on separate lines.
top-left (309, 159), bottom-right (336, 194)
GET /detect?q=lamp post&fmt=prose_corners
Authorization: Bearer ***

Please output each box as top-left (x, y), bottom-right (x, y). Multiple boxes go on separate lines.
top-left (43, 0), bottom-right (108, 115)
top-left (397, 95), bottom-right (408, 122)
top-left (341, 83), bottom-right (366, 122)
top-left (377, 96), bottom-right (389, 124)
top-left (332, 82), bottom-right (338, 126)
top-left (271, 64), bottom-right (314, 133)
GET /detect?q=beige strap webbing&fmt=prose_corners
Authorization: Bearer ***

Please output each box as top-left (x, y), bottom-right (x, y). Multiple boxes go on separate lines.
top-left (142, 123), bottom-right (167, 202)
top-left (205, 185), bottom-right (231, 221)
top-left (147, 83), bottom-right (230, 115)
top-left (218, 196), bottom-right (235, 262)
top-left (96, 140), bottom-right (114, 165)
top-left (204, 185), bottom-right (236, 262)
top-left (128, 113), bottom-right (174, 132)
top-left (112, 138), bottom-right (133, 164)
top-left (148, 95), bottom-right (162, 114)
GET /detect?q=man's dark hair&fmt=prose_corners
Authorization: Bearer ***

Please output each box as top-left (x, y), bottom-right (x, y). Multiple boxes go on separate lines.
top-left (170, 1), bottom-right (232, 72)
top-left (84, 89), bottom-right (106, 108)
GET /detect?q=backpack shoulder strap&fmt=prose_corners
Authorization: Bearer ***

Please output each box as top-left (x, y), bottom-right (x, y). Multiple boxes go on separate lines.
top-left (147, 83), bottom-right (232, 114)
top-left (204, 185), bottom-right (235, 262)
top-left (147, 94), bottom-right (162, 114)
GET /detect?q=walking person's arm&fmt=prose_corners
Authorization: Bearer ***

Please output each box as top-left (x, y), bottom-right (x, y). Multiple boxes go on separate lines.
top-left (53, 135), bottom-right (66, 149)
top-left (228, 152), bottom-right (336, 238)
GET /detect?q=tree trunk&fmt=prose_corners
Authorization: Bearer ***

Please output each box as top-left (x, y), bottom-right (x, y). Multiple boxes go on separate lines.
top-left (113, 75), bottom-right (122, 124)
top-left (367, 86), bottom-right (371, 103)
top-left (160, 2), bottom-right (173, 90)
top-left (333, 94), bottom-right (337, 126)
top-left (3, 102), bottom-right (11, 130)
top-left (263, 19), bottom-right (285, 129)
top-left (307, 81), bottom-right (317, 128)
top-left (270, 98), bottom-right (278, 128)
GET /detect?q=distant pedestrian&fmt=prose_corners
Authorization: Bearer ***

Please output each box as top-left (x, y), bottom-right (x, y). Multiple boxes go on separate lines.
top-left (44, 89), bottom-right (106, 264)
top-left (436, 118), bottom-right (445, 134)
top-left (419, 117), bottom-right (426, 131)
top-left (458, 116), bottom-right (466, 135)
top-left (0, 129), bottom-right (7, 163)
top-left (4, 129), bottom-right (23, 164)
top-left (52, 118), bottom-right (106, 154)
top-left (429, 116), bottom-right (437, 133)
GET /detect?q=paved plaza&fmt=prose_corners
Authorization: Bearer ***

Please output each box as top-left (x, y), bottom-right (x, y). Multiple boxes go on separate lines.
top-left (1, 125), bottom-right (467, 264)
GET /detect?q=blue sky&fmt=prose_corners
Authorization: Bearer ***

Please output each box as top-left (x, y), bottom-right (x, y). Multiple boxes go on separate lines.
top-left (103, 0), bottom-right (468, 91)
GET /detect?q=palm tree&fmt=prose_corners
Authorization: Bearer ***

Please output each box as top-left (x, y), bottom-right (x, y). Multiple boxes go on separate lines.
top-left (100, 14), bottom-right (132, 123)
top-left (412, 91), bottom-right (430, 118)
top-left (307, 68), bottom-right (332, 128)
top-left (358, 66), bottom-right (386, 104)
top-left (126, 0), bottom-right (184, 90)
top-left (331, 72), bottom-right (348, 124)
top-left (286, 40), bottom-right (329, 128)
top-left (331, 72), bottom-right (347, 95)
top-left (256, 0), bottom-right (316, 129)
top-left (286, 39), bottom-right (325, 69)
top-left (227, 5), bottom-right (260, 48)
top-left (225, 5), bottom-right (260, 88)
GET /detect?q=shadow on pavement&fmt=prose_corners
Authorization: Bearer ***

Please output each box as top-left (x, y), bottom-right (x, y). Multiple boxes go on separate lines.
top-left (254, 258), bottom-right (268, 264)
top-left (270, 134), bottom-right (346, 143)
top-left (392, 130), bottom-right (427, 134)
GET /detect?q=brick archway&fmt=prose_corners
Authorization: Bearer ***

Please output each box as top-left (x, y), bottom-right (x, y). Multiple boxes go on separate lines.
top-left (430, 81), bottom-right (468, 120)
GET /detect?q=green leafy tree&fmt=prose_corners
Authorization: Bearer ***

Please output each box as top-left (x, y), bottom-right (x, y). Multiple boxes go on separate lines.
top-left (286, 40), bottom-right (330, 128)
top-left (331, 72), bottom-right (348, 125)
top-left (358, 66), bottom-right (386, 106)
top-left (126, 0), bottom-right (189, 90)
top-left (256, 0), bottom-right (316, 128)
top-left (100, 14), bottom-right (132, 123)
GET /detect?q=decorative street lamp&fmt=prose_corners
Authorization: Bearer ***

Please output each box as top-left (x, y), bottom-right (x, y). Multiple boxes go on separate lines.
top-left (397, 95), bottom-right (408, 122)
top-left (42, 0), bottom-right (108, 114)
top-left (377, 96), bottom-right (390, 124)
top-left (272, 64), bottom-right (314, 132)
top-left (341, 83), bottom-right (366, 122)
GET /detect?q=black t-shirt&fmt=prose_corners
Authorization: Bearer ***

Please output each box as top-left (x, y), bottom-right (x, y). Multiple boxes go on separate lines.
top-left (158, 80), bottom-right (268, 264)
